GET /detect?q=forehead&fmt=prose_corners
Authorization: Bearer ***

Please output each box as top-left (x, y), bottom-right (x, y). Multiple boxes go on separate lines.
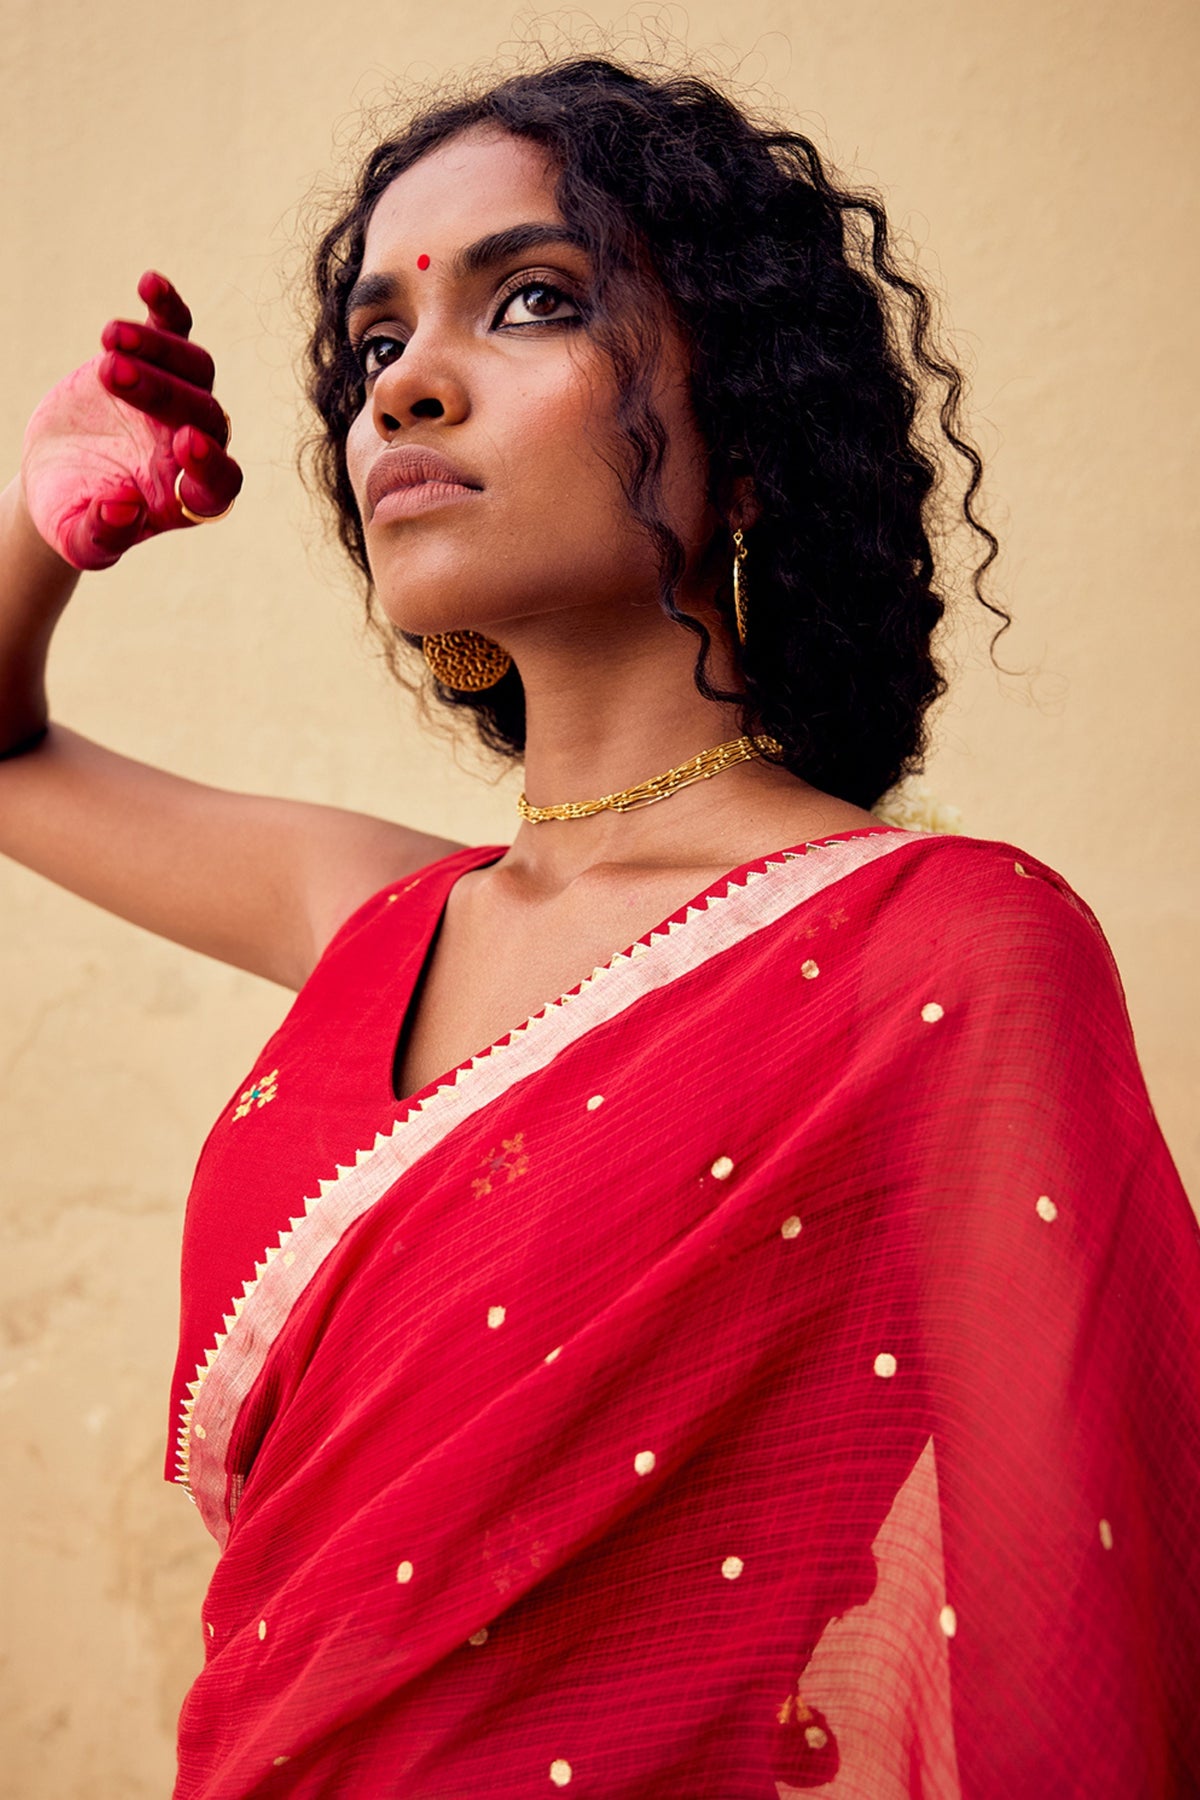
top-left (362, 128), bottom-right (563, 269)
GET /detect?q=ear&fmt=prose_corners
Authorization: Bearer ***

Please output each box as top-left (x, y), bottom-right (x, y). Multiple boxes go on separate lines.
top-left (729, 472), bottom-right (762, 533)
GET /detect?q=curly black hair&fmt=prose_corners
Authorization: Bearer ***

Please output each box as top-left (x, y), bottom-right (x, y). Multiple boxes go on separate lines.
top-left (305, 56), bottom-right (1004, 810)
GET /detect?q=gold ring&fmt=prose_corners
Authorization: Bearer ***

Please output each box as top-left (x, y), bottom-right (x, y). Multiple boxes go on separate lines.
top-left (174, 466), bottom-right (235, 525)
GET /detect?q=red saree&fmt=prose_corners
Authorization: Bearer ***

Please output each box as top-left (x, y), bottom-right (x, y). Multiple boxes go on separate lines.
top-left (167, 827), bottom-right (1200, 1797)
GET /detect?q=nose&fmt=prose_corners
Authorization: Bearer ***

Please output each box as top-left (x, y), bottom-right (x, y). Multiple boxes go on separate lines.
top-left (370, 332), bottom-right (469, 437)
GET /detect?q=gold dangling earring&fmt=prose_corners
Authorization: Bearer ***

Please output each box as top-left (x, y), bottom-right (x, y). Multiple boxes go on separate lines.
top-left (732, 528), bottom-right (749, 647)
top-left (422, 630), bottom-right (512, 692)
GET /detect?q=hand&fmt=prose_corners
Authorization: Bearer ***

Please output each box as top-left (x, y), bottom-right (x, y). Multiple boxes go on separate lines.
top-left (21, 271), bottom-right (243, 572)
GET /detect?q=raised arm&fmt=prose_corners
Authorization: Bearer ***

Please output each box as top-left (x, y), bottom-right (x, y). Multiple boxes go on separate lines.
top-left (0, 274), bottom-right (463, 990)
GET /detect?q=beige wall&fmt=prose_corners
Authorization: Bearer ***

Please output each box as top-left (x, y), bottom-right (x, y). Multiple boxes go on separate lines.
top-left (1, 0), bottom-right (1196, 1791)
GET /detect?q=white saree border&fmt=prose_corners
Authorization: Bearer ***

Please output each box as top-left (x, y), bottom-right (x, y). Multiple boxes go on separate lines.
top-left (179, 829), bottom-right (926, 1544)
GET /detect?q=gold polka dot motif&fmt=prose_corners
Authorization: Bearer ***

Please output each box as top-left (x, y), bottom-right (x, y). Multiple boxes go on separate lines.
top-left (710, 1155), bottom-right (734, 1180)
top-left (939, 1604), bottom-right (958, 1638)
top-left (1099, 1518), bottom-right (1114, 1550)
top-left (1036, 1195), bottom-right (1059, 1223)
top-left (257, 1619), bottom-right (267, 1641)
top-left (469, 1627), bottom-right (489, 1646)
top-left (780, 1215), bottom-right (802, 1240)
top-left (396, 1561), bottom-right (414, 1584)
top-left (874, 1352), bottom-right (898, 1379)
top-left (487, 1305), bottom-right (507, 1329)
top-left (549, 1758), bottom-right (573, 1786)
top-left (634, 1450), bottom-right (656, 1476)
top-left (805, 1726), bottom-right (829, 1750)
top-left (921, 1002), bottom-right (945, 1024)
top-left (586, 1094), bottom-right (604, 1111)
top-left (721, 1556), bottom-right (744, 1580)
top-left (801, 959), bottom-right (820, 980)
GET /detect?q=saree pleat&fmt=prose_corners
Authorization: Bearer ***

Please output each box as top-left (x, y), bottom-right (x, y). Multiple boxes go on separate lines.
top-left (167, 830), bottom-right (1200, 1797)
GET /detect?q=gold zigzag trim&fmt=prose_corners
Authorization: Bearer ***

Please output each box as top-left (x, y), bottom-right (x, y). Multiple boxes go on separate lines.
top-left (173, 847), bottom-right (819, 1495)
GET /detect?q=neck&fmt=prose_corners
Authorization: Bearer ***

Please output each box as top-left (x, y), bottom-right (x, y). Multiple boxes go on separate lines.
top-left (491, 597), bottom-right (803, 890)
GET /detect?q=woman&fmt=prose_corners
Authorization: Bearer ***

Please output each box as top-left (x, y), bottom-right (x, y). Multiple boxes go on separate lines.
top-left (3, 56), bottom-right (1198, 1799)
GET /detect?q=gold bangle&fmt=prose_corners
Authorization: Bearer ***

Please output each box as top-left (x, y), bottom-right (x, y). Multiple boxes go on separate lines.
top-left (174, 466), bottom-right (235, 526)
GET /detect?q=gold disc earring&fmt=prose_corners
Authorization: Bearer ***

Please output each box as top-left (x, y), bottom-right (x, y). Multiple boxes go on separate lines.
top-left (732, 529), bottom-right (749, 647)
top-left (422, 630), bottom-right (512, 692)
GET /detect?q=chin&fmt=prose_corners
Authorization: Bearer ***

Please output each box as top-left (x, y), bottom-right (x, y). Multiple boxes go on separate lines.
top-left (368, 581), bottom-right (449, 636)
top-left (369, 578), bottom-right (519, 641)
top-left (372, 598), bottom-right (492, 640)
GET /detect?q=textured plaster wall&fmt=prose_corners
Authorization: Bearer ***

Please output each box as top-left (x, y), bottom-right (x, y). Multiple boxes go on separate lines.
top-left (1, 0), bottom-right (1196, 1791)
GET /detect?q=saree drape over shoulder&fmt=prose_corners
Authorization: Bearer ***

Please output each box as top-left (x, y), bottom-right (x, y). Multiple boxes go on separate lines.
top-left (167, 828), bottom-right (1200, 1798)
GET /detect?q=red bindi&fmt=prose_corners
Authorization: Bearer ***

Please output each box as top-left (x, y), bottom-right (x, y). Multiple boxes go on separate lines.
top-left (416, 253), bottom-right (431, 271)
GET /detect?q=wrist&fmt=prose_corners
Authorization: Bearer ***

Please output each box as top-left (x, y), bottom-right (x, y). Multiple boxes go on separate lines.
top-left (1, 478), bottom-right (81, 621)
top-left (6, 475), bottom-right (80, 582)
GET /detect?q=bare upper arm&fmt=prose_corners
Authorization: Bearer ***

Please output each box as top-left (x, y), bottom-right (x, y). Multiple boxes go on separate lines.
top-left (0, 724), bottom-right (467, 988)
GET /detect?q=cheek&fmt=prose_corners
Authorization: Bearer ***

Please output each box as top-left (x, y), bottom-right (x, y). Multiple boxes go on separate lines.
top-left (344, 413), bottom-right (374, 511)
top-left (527, 362), bottom-right (654, 514)
top-left (516, 391), bottom-right (609, 492)
top-left (535, 351), bottom-right (712, 544)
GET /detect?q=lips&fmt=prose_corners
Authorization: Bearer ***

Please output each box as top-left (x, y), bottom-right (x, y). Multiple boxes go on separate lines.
top-left (365, 446), bottom-right (481, 521)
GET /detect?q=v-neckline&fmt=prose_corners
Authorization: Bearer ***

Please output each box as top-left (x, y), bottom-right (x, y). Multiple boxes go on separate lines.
top-left (389, 849), bottom-right (504, 1105)
top-left (387, 828), bottom-right (906, 1113)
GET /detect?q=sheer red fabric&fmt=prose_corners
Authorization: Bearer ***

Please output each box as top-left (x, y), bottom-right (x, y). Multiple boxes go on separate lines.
top-left (168, 828), bottom-right (1200, 1797)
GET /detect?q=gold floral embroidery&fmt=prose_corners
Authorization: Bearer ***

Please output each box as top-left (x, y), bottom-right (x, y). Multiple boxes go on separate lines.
top-left (233, 1069), bottom-right (279, 1121)
top-left (471, 1132), bottom-right (530, 1198)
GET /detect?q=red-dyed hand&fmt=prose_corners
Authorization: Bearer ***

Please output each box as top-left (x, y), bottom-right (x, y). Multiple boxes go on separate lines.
top-left (21, 271), bottom-right (243, 572)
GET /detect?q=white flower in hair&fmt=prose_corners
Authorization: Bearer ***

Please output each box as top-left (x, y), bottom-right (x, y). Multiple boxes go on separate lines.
top-left (871, 779), bottom-right (963, 835)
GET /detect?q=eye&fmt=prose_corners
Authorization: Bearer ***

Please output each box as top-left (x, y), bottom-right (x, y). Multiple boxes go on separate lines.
top-left (495, 282), bottom-right (581, 328)
top-left (354, 332), bottom-right (404, 380)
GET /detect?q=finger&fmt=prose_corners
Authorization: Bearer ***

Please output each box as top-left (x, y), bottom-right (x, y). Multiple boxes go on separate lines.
top-left (62, 482), bottom-right (147, 571)
top-left (137, 269), bottom-right (193, 339)
top-left (98, 351), bottom-right (229, 442)
top-left (172, 424), bottom-right (243, 520)
top-left (101, 318), bottom-right (215, 392)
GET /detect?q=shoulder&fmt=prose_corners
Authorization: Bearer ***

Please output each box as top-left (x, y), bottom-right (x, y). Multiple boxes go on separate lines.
top-left (843, 829), bottom-right (1130, 1030)
top-left (869, 830), bottom-right (1107, 944)
top-left (770, 828), bottom-right (1125, 1018)
top-left (311, 841), bottom-right (509, 972)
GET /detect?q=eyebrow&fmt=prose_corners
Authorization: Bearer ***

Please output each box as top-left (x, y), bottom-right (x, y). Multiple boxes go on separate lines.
top-left (344, 222), bottom-right (590, 321)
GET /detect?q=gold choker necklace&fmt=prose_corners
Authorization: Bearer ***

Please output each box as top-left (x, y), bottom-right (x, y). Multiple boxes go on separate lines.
top-left (517, 734), bottom-right (783, 822)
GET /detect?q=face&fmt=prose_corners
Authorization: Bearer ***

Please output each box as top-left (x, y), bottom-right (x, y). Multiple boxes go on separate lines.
top-left (342, 127), bottom-right (726, 642)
